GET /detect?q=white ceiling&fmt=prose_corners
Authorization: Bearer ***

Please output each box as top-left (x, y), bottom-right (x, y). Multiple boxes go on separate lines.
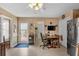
top-left (0, 3), bottom-right (79, 17)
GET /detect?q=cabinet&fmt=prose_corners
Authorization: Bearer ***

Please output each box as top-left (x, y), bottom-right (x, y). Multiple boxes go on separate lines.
top-left (0, 43), bottom-right (5, 56)
top-left (0, 44), bottom-right (1, 56)
top-left (5, 41), bottom-right (10, 49)
top-left (29, 34), bottom-right (34, 45)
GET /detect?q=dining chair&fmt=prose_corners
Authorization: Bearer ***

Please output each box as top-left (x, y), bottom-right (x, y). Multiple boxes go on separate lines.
top-left (40, 33), bottom-right (48, 49)
top-left (52, 34), bottom-right (60, 48)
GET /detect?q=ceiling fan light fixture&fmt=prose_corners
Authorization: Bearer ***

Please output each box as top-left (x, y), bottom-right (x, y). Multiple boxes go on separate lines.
top-left (29, 3), bottom-right (43, 10)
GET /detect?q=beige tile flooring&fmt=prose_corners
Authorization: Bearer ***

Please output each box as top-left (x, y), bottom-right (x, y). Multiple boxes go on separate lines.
top-left (6, 45), bottom-right (69, 56)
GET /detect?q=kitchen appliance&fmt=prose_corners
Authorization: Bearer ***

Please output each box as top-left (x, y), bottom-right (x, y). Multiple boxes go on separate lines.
top-left (48, 26), bottom-right (56, 31)
top-left (67, 19), bottom-right (79, 56)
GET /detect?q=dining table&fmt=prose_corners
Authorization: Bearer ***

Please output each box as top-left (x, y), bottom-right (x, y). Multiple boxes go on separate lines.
top-left (46, 35), bottom-right (60, 48)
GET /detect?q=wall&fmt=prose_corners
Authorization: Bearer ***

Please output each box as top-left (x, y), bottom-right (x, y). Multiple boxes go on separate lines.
top-left (18, 17), bottom-right (59, 46)
top-left (64, 9), bottom-right (79, 19)
top-left (18, 17), bottom-right (59, 34)
top-left (64, 10), bottom-right (73, 19)
top-left (59, 17), bottom-right (72, 48)
top-left (59, 10), bottom-right (73, 48)
top-left (0, 7), bottom-right (17, 47)
top-left (44, 19), bottom-right (59, 35)
top-left (35, 22), bottom-right (45, 46)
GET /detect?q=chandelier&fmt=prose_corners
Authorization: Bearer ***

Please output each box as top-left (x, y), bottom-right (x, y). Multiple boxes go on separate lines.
top-left (29, 3), bottom-right (43, 10)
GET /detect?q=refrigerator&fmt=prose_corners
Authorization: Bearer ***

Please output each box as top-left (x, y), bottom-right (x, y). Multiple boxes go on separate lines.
top-left (67, 18), bottom-right (79, 56)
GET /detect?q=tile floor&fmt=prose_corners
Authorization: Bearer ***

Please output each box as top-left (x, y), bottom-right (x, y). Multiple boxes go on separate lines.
top-left (6, 45), bottom-right (69, 56)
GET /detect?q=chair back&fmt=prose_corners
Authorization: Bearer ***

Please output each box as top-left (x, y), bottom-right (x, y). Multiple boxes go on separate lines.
top-left (40, 33), bottom-right (48, 46)
top-left (40, 33), bottom-right (43, 42)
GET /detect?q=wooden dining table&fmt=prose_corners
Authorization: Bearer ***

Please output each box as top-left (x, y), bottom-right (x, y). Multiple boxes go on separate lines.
top-left (47, 35), bottom-right (59, 39)
top-left (46, 35), bottom-right (60, 48)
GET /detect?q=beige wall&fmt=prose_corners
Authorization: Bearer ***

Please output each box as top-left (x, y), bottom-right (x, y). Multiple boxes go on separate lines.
top-left (18, 17), bottom-right (59, 34)
top-left (64, 10), bottom-right (73, 19)
top-left (44, 18), bottom-right (59, 35)
top-left (0, 7), bottom-right (17, 47)
top-left (63, 9), bottom-right (79, 19)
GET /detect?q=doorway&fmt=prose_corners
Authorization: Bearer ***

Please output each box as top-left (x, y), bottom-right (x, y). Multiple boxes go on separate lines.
top-left (15, 23), bottom-right (29, 48)
top-left (20, 23), bottom-right (28, 43)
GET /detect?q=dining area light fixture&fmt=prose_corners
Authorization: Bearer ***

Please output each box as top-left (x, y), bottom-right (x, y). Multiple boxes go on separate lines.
top-left (29, 3), bottom-right (43, 10)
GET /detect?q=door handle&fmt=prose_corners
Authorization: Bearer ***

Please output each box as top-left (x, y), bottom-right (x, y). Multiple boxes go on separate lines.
top-left (71, 44), bottom-right (76, 47)
top-left (71, 43), bottom-right (79, 47)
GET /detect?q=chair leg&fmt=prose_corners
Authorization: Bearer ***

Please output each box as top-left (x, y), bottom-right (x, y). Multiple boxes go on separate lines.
top-left (57, 41), bottom-right (60, 48)
top-left (43, 45), bottom-right (47, 49)
top-left (40, 45), bottom-right (43, 47)
top-left (43, 46), bottom-right (45, 49)
top-left (40, 45), bottom-right (42, 47)
top-left (40, 44), bottom-right (48, 49)
top-left (40, 45), bottom-right (44, 49)
top-left (58, 43), bottom-right (60, 48)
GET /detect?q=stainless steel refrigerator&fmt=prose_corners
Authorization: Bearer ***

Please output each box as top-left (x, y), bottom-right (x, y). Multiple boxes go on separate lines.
top-left (67, 19), bottom-right (79, 56)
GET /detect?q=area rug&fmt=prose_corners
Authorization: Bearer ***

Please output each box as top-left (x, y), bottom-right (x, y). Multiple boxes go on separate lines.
top-left (14, 43), bottom-right (29, 48)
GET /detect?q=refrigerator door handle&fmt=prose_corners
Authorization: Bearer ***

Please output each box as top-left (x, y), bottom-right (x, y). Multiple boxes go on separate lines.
top-left (71, 43), bottom-right (79, 47)
top-left (71, 44), bottom-right (76, 47)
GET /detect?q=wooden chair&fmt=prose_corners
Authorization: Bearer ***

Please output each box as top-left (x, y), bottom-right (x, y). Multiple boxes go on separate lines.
top-left (53, 35), bottom-right (63, 48)
top-left (52, 35), bottom-right (60, 48)
top-left (40, 33), bottom-right (48, 49)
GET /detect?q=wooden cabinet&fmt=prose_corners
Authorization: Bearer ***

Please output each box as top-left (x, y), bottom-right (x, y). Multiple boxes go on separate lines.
top-left (5, 41), bottom-right (10, 49)
top-left (1, 43), bottom-right (5, 56)
top-left (0, 45), bottom-right (1, 56)
top-left (0, 41), bottom-right (9, 56)
top-left (0, 43), bottom-right (6, 56)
